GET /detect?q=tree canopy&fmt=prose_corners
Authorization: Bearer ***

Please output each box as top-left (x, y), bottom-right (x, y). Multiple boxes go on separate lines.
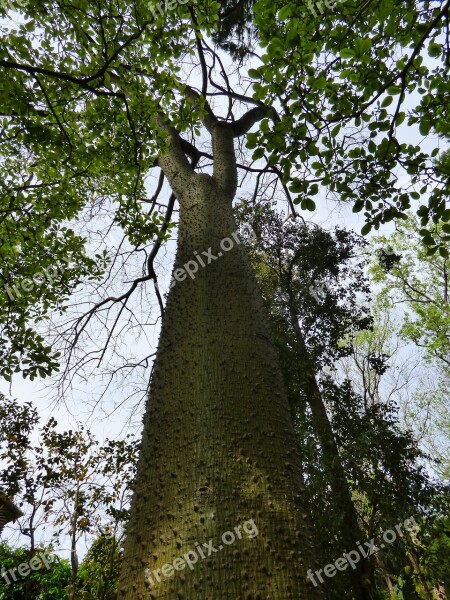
top-left (0, 0), bottom-right (449, 384)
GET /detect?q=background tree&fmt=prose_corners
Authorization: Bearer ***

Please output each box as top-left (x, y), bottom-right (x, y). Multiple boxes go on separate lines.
top-left (76, 533), bottom-right (122, 600)
top-left (236, 201), bottom-right (449, 599)
top-left (0, 395), bottom-right (138, 599)
top-left (0, 543), bottom-right (71, 600)
top-left (333, 305), bottom-right (449, 599)
top-left (371, 214), bottom-right (450, 479)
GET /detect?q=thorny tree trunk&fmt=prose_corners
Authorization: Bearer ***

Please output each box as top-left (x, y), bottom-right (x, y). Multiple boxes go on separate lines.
top-left (118, 107), bottom-right (323, 599)
top-left (287, 302), bottom-right (377, 600)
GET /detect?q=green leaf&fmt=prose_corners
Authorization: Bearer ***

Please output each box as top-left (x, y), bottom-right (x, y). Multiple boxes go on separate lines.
top-left (428, 42), bottom-right (442, 58)
top-left (353, 200), bottom-right (364, 213)
top-left (247, 133), bottom-right (258, 149)
top-left (395, 112), bottom-right (406, 126)
top-left (331, 124), bottom-right (341, 138)
top-left (278, 5), bottom-right (291, 20)
top-left (340, 48), bottom-right (355, 59)
top-left (360, 38), bottom-right (372, 54)
top-left (301, 198), bottom-right (316, 211)
top-left (419, 121), bottom-right (431, 136)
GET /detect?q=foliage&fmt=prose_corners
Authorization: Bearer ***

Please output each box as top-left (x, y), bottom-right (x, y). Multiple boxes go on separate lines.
top-left (0, 0), bottom-right (196, 379)
top-left (251, 0), bottom-right (450, 240)
top-left (0, 394), bottom-right (138, 564)
top-left (0, 0), bottom-right (448, 382)
top-left (418, 514), bottom-right (450, 594)
top-left (0, 537), bottom-right (125, 599)
top-left (371, 213), bottom-right (450, 370)
top-left (213, 0), bottom-right (257, 57)
top-left (0, 543), bottom-right (71, 600)
top-left (236, 201), bottom-right (448, 598)
top-left (76, 534), bottom-right (122, 600)
top-left (235, 199), bottom-right (372, 372)
top-left (370, 214), bottom-right (450, 478)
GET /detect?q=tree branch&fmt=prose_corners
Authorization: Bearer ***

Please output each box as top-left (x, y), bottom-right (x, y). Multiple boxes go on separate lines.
top-left (210, 123), bottom-right (237, 199)
top-left (184, 85), bottom-right (218, 133)
top-left (154, 113), bottom-right (197, 199)
top-left (231, 105), bottom-right (272, 138)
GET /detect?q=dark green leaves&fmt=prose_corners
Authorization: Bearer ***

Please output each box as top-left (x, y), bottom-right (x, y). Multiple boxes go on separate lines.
top-left (251, 0), bottom-right (449, 236)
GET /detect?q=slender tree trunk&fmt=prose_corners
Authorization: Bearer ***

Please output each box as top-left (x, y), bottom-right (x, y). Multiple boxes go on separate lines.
top-left (118, 122), bottom-right (324, 598)
top-left (373, 552), bottom-right (395, 597)
top-left (69, 484), bottom-right (80, 600)
top-left (287, 303), bottom-right (377, 599)
top-left (407, 550), bottom-right (433, 600)
top-left (24, 505), bottom-right (37, 600)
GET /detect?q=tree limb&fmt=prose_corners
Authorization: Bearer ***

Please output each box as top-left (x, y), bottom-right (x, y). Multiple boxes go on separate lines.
top-left (154, 113), bottom-right (197, 199)
top-left (184, 85), bottom-right (218, 133)
top-left (231, 105), bottom-right (271, 138)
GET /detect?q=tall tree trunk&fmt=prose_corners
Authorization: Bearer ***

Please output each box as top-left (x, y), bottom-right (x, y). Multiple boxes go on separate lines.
top-left (287, 302), bottom-right (377, 599)
top-left (373, 553), bottom-right (395, 597)
top-left (68, 483), bottom-right (80, 600)
top-left (118, 110), bottom-right (323, 598)
top-left (407, 550), bottom-right (433, 600)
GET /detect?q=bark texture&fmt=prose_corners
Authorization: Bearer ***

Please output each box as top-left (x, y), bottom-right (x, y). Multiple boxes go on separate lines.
top-left (118, 115), bottom-right (323, 598)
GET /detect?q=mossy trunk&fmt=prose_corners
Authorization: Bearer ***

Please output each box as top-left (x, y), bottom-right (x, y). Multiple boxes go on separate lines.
top-left (118, 177), bottom-right (322, 599)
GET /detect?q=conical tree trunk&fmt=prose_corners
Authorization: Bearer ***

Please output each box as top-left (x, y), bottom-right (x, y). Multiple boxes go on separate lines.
top-left (118, 110), bottom-right (323, 599)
